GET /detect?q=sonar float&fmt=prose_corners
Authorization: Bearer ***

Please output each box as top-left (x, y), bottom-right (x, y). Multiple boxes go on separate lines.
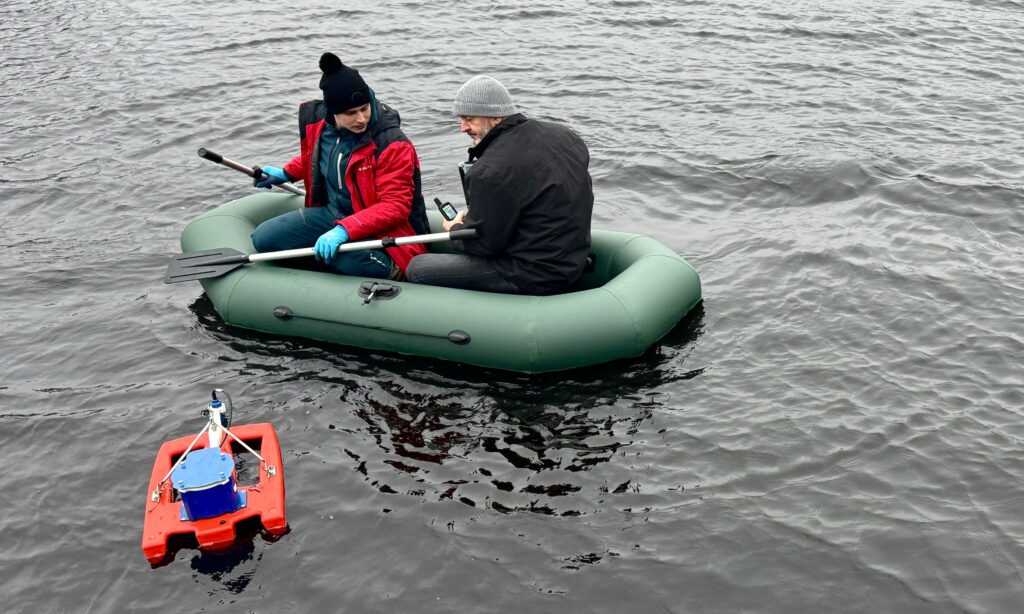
top-left (141, 390), bottom-right (287, 564)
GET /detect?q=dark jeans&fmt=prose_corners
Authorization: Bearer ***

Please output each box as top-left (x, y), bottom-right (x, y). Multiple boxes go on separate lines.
top-left (251, 206), bottom-right (393, 279)
top-left (405, 253), bottom-right (518, 293)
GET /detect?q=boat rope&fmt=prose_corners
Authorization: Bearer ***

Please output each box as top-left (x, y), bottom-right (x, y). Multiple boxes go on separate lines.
top-left (275, 309), bottom-right (459, 340)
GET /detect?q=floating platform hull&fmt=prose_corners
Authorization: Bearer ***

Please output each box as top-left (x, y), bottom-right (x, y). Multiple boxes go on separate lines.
top-left (141, 423), bottom-right (287, 564)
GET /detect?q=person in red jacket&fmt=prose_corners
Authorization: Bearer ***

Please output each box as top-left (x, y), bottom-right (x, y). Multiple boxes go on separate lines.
top-left (251, 52), bottom-right (429, 279)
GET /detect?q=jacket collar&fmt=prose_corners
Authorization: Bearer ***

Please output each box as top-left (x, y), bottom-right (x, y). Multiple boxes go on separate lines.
top-left (467, 113), bottom-right (527, 161)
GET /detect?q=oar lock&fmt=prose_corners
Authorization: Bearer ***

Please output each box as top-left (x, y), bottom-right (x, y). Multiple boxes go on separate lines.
top-left (271, 283), bottom-right (401, 322)
top-left (358, 281), bottom-right (401, 304)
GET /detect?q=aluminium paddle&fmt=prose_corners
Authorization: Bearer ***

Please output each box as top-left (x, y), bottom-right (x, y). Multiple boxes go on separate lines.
top-left (164, 229), bottom-right (477, 284)
top-left (198, 148), bottom-right (306, 196)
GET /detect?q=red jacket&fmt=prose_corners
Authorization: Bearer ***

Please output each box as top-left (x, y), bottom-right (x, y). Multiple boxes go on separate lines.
top-left (282, 100), bottom-right (428, 273)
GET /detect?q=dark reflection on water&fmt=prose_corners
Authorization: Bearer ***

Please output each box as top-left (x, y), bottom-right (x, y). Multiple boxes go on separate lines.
top-left (350, 396), bottom-right (642, 516)
top-left (188, 540), bottom-right (259, 594)
top-left (189, 295), bottom-right (706, 517)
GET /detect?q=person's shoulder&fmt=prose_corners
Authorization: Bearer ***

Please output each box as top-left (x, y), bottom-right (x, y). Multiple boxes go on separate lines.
top-left (299, 100), bottom-right (327, 121)
top-left (371, 121), bottom-right (415, 161)
top-left (529, 117), bottom-right (578, 135)
top-left (377, 101), bottom-right (401, 122)
top-left (297, 100), bottom-right (328, 138)
top-left (373, 126), bottom-right (412, 152)
top-left (501, 117), bottom-right (582, 150)
top-left (507, 116), bottom-right (574, 140)
top-left (532, 118), bottom-right (587, 152)
top-left (374, 103), bottom-right (411, 140)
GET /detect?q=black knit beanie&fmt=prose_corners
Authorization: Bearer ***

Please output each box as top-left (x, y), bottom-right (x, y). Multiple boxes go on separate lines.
top-left (319, 52), bottom-right (370, 116)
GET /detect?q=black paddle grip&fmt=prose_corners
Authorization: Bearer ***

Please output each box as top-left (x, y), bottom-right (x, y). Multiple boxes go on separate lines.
top-left (197, 148), bottom-right (223, 163)
top-left (449, 229), bottom-right (478, 241)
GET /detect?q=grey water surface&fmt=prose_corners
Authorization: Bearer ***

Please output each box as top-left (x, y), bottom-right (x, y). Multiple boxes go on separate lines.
top-left (1, 0), bottom-right (1023, 612)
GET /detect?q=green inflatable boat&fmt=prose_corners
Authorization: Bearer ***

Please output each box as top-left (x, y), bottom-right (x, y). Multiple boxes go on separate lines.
top-left (176, 192), bottom-right (701, 373)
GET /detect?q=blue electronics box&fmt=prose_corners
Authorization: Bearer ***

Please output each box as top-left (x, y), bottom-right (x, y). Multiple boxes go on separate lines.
top-left (172, 447), bottom-right (239, 521)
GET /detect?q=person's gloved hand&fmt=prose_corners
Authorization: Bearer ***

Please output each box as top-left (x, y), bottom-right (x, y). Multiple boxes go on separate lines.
top-left (254, 165), bottom-right (289, 189)
top-left (314, 225), bottom-right (350, 263)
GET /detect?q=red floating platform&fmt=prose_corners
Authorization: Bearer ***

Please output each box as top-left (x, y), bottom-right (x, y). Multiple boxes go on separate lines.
top-left (142, 422), bottom-right (287, 564)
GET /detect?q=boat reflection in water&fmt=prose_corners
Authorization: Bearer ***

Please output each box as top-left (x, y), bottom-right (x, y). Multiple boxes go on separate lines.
top-left (186, 297), bottom-right (704, 518)
top-left (337, 304), bottom-right (704, 517)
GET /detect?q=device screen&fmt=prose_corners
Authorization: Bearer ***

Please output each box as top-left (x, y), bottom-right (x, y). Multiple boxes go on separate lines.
top-left (435, 197), bottom-right (459, 221)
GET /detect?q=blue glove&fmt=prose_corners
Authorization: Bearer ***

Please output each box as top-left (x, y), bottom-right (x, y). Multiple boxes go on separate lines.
top-left (314, 225), bottom-right (350, 263)
top-left (254, 165), bottom-right (289, 189)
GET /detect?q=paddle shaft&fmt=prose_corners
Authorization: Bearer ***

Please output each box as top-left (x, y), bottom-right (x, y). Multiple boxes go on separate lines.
top-left (249, 229), bottom-right (478, 263)
top-left (198, 148), bottom-right (306, 196)
top-left (164, 228), bottom-right (478, 283)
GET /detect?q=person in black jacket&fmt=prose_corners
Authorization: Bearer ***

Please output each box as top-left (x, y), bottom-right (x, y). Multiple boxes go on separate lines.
top-left (405, 76), bottom-right (594, 295)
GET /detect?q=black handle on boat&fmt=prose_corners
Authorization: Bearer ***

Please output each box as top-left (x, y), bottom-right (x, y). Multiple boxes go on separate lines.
top-left (197, 148), bottom-right (306, 197)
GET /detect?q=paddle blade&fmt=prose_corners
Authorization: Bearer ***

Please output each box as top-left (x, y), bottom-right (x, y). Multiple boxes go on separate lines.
top-left (164, 248), bottom-right (251, 284)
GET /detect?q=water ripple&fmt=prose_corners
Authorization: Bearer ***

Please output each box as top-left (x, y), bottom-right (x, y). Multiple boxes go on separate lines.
top-left (2, 0), bottom-right (1023, 611)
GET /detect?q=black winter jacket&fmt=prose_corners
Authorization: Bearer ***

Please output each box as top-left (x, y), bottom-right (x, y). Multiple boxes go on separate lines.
top-left (453, 114), bottom-right (594, 295)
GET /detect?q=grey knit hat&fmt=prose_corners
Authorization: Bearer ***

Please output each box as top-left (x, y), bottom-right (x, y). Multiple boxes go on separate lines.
top-left (452, 76), bottom-right (516, 117)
